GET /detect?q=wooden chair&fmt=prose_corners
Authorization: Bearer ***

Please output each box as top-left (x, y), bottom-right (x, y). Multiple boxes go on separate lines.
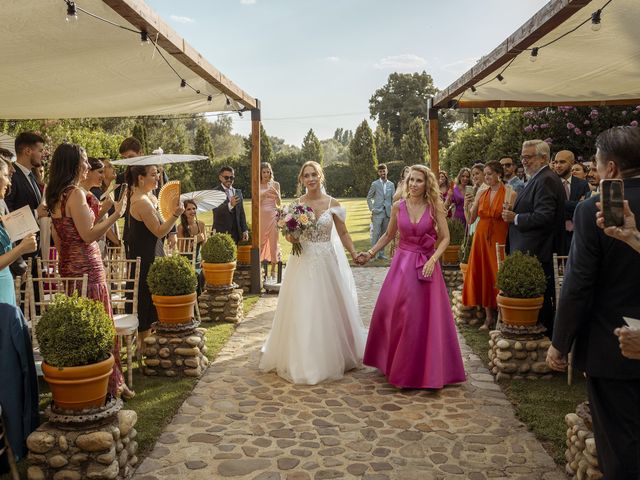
top-left (105, 257), bottom-right (141, 389)
top-left (495, 243), bottom-right (506, 270)
top-left (553, 253), bottom-right (572, 384)
top-left (0, 406), bottom-right (19, 480)
top-left (172, 237), bottom-right (201, 322)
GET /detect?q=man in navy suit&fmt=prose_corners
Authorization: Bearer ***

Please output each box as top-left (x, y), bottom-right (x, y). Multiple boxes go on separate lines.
top-left (547, 126), bottom-right (640, 480)
top-left (553, 150), bottom-right (591, 253)
top-left (213, 165), bottom-right (248, 244)
top-left (501, 139), bottom-right (565, 334)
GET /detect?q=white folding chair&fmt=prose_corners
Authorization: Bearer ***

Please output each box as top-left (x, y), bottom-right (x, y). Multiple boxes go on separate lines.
top-left (553, 253), bottom-right (571, 384)
top-left (105, 257), bottom-right (140, 388)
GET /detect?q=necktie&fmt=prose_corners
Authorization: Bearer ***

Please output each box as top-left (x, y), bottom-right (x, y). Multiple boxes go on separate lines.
top-left (564, 179), bottom-right (573, 232)
top-left (28, 172), bottom-right (42, 203)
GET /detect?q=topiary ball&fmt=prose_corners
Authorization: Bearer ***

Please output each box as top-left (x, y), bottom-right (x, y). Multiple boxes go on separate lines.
top-left (36, 293), bottom-right (115, 367)
top-left (147, 254), bottom-right (198, 296)
top-left (496, 250), bottom-right (547, 298)
top-left (202, 233), bottom-right (237, 263)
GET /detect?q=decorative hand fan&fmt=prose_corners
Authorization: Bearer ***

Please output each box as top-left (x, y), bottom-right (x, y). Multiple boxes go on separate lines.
top-left (158, 180), bottom-right (181, 222)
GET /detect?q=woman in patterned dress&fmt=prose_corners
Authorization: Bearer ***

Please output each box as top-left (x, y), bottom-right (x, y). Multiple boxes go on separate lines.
top-left (47, 143), bottom-right (133, 399)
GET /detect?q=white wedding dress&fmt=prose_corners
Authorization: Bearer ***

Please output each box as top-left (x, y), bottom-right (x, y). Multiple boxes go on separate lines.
top-left (259, 200), bottom-right (367, 385)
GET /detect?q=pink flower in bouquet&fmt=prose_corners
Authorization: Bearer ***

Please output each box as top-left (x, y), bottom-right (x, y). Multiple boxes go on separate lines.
top-left (276, 201), bottom-right (316, 256)
top-left (574, 128), bottom-right (582, 135)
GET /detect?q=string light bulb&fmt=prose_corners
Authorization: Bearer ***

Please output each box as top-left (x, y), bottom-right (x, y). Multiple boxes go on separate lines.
top-left (530, 47), bottom-right (539, 62)
top-left (66, 1), bottom-right (78, 22)
top-left (140, 31), bottom-right (150, 46)
top-left (179, 79), bottom-right (187, 91)
top-left (470, 85), bottom-right (478, 95)
top-left (591, 9), bottom-right (602, 31)
top-left (497, 74), bottom-right (506, 85)
top-left (207, 95), bottom-right (213, 102)
top-left (225, 96), bottom-right (231, 107)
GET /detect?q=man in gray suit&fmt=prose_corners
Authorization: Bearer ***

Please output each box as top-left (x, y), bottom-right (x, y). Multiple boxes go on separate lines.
top-left (367, 164), bottom-right (395, 260)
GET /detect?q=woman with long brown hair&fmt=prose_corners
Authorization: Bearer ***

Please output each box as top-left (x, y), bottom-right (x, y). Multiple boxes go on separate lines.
top-left (361, 164), bottom-right (465, 389)
top-left (47, 143), bottom-right (132, 398)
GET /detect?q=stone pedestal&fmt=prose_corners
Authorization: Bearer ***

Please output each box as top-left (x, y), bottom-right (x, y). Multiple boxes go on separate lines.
top-left (565, 402), bottom-right (602, 480)
top-left (488, 329), bottom-right (553, 381)
top-left (233, 264), bottom-right (252, 293)
top-left (450, 289), bottom-right (486, 326)
top-left (442, 264), bottom-right (463, 291)
top-left (197, 284), bottom-right (243, 323)
top-left (142, 326), bottom-right (208, 378)
top-left (26, 401), bottom-right (138, 480)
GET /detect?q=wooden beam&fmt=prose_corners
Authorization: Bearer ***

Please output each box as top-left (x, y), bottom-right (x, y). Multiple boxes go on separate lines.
top-left (428, 107), bottom-right (439, 177)
top-left (250, 106), bottom-right (261, 294)
top-left (457, 99), bottom-right (640, 108)
top-left (102, 0), bottom-right (258, 110)
top-left (432, 0), bottom-right (593, 108)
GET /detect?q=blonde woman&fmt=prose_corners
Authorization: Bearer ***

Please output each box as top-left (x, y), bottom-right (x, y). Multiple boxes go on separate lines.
top-left (259, 162), bottom-right (281, 281)
top-left (259, 161), bottom-right (366, 385)
top-left (361, 165), bottom-right (465, 389)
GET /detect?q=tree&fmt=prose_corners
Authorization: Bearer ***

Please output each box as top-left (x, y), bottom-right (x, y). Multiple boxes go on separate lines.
top-left (301, 129), bottom-right (323, 166)
top-left (400, 117), bottom-right (428, 165)
top-left (132, 122), bottom-right (149, 154)
top-left (191, 123), bottom-right (216, 190)
top-left (349, 120), bottom-right (377, 196)
top-left (374, 126), bottom-right (396, 165)
top-left (243, 124), bottom-right (273, 164)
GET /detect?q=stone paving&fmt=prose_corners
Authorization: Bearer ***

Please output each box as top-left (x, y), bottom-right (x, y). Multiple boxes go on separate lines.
top-left (133, 267), bottom-right (564, 480)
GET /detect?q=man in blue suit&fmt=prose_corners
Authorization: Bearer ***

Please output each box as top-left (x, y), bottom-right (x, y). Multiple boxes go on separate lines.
top-left (366, 164), bottom-right (394, 260)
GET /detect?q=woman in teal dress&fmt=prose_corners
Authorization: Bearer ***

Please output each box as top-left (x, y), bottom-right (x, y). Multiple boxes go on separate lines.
top-left (0, 158), bottom-right (38, 305)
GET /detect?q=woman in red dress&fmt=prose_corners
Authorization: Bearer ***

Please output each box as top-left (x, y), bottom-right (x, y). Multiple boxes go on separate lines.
top-left (47, 143), bottom-right (133, 399)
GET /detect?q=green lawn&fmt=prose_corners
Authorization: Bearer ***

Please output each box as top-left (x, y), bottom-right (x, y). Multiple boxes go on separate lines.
top-left (2, 294), bottom-right (260, 479)
top-left (458, 322), bottom-right (587, 465)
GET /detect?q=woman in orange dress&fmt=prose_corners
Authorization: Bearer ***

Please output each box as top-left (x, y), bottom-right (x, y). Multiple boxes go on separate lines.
top-left (462, 161), bottom-right (515, 330)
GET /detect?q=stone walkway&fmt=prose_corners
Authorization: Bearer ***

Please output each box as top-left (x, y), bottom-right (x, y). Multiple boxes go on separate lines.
top-left (133, 268), bottom-right (563, 480)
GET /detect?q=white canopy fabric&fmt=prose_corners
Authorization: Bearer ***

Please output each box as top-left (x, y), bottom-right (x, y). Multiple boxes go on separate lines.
top-left (434, 0), bottom-right (640, 108)
top-left (0, 0), bottom-right (253, 119)
top-left (0, 134), bottom-right (16, 156)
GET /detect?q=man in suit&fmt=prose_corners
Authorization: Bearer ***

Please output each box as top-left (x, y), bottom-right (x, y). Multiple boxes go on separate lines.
top-left (213, 165), bottom-right (248, 244)
top-left (586, 154), bottom-right (601, 194)
top-left (5, 132), bottom-right (48, 284)
top-left (547, 126), bottom-right (640, 480)
top-left (366, 164), bottom-right (394, 260)
top-left (553, 150), bottom-right (591, 252)
top-left (501, 139), bottom-right (565, 334)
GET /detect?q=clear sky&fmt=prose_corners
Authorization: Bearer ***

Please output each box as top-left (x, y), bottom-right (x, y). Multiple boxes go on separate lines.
top-left (145, 0), bottom-right (548, 146)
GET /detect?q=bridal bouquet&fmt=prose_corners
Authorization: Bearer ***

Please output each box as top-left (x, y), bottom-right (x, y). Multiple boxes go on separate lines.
top-left (277, 201), bottom-right (315, 256)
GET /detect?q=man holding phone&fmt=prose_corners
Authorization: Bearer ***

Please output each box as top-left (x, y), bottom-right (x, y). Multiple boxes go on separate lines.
top-left (213, 165), bottom-right (248, 244)
top-left (547, 126), bottom-right (640, 480)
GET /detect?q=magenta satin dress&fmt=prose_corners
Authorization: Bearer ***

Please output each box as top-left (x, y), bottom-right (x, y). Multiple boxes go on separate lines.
top-left (363, 200), bottom-right (466, 389)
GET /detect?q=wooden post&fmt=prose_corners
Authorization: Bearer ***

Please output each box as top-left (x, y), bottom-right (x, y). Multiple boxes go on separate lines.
top-left (428, 104), bottom-right (440, 177)
top-left (250, 105), bottom-right (261, 294)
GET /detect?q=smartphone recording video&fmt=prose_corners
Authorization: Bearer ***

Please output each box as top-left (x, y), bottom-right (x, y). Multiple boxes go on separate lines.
top-left (600, 179), bottom-right (624, 227)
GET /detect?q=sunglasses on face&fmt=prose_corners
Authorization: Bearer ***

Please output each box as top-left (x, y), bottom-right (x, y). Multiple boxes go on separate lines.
top-left (501, 163), bottom-right (513, 167)
top-left (222, 175), bottom-right (235, 181)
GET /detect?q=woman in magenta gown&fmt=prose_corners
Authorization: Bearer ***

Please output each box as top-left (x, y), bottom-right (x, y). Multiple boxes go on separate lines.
top-left (362, 164), bottom-right (466, 389)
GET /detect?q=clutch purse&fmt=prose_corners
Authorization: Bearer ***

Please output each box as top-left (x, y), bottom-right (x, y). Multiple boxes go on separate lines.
top-left (417, 265), bottom-right (433, 282)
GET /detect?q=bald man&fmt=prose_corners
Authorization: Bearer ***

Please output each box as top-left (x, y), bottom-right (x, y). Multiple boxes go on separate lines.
top-left (554, 150), bottom-right (591, 253)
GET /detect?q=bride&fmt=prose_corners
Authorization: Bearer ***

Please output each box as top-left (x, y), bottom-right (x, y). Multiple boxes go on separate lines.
top-left (259, 161), bottom-right (367, 385)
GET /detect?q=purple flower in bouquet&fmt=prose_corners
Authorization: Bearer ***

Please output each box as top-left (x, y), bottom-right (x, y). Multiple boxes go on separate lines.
top-left (631, 120), bottom-right (639, 127)
top-left (276, 201), bottom-right (316, 256)
top-left (567, 122), bottom-right (576, 130)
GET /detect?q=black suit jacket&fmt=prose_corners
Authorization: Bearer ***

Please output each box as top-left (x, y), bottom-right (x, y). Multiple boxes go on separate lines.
top-left (5, 166), bottom-right (40, 214)
top-left (507, 165), bottom-right (565, 266)
top-left (552, 178), bottom-right (640, 379)
top-left (212, 185), bottom-right (248, 244)
top-left (564, 175), bottom-right (591, 220)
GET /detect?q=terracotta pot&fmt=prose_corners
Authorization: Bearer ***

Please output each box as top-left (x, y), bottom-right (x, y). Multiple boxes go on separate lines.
top-left (202, 261), bottom-right (237, 287)
top-left (497, 294), bottom-right (544, 326)
top-left (152, 292), bottom-right (197, 325)
top-left (442, 245), bottom-right (461, 265)
top-left (237, 245), bottom-right (251, 265)
top-left (460, 262), bottom-right (468, 278)
top-left (42, 354), bottom-right (114, 411)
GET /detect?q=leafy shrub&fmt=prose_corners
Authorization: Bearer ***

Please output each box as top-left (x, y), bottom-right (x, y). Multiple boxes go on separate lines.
top-left (459, 231), bottom-right (474, 263)
top-left (148, 254), bottom-right (197, 296)
top-left (447, 218), bottom-right (466, 245)
top-left (202, 233), bottom-right (237, 263)
top-left (35, 293), bottom-right (115, 367)
top-left (496, 251), bottom-right (546, 298)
